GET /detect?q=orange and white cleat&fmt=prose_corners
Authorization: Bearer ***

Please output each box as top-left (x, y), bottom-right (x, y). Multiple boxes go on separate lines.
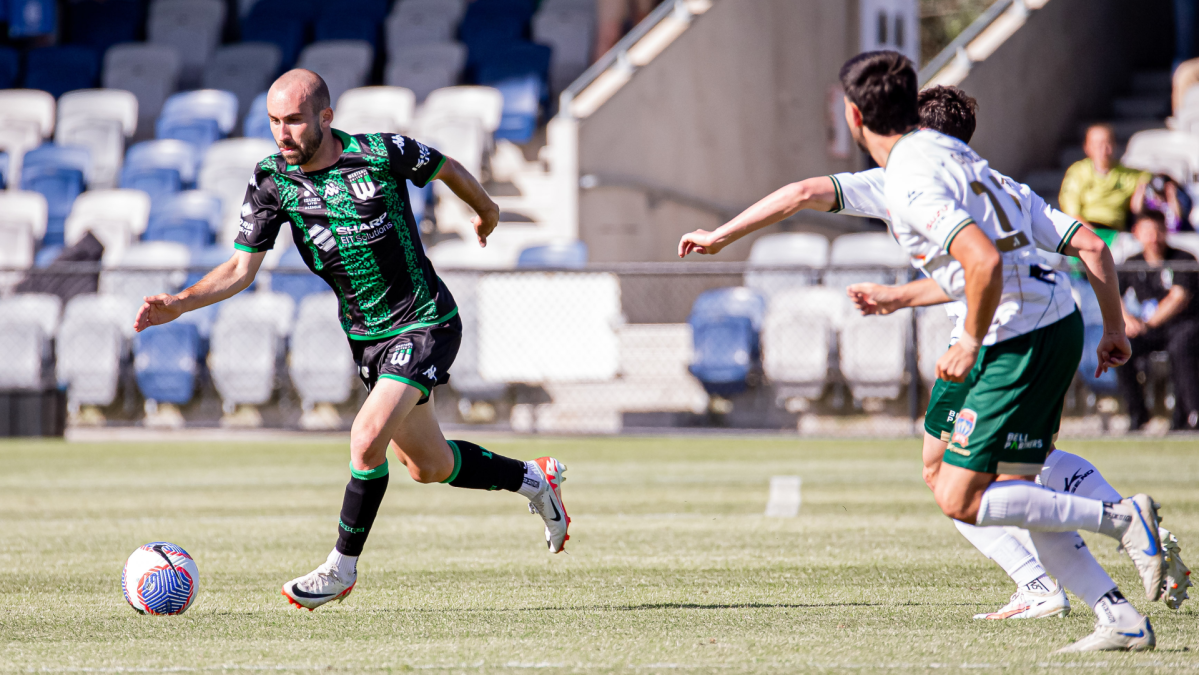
top-left (527, 457), bottom-right (570, 553)
top-left (281, 550), bottom-right (356, 610)
top-left (1161, 527), bottom-right (1192, 610)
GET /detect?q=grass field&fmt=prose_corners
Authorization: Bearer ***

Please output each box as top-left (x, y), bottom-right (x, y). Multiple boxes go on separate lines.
top-left (1, 435), bottom-right (1197, 673)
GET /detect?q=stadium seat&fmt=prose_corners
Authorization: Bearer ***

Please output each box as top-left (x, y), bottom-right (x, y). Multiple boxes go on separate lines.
top-left (1122, 129), bottom-right (1199, 185)
top-left (421, 86), bottom-right (504, 135)
top-left (385, 43), bottom-right (468, 102)
top-left (8, 0), bottom-right (58, 38)
top-left (297, 41), bottom-right (375, 109)
top-left (64, 0), bottom-right (143, 56)
top-left (414, 115), bottom-right (485, 183)
top-left (24, 46), bottom-right (99, 99)
top-left (916, 306), bottom-right (956, 385)
top-left (0, 48), bottom-right (19, 89)
top-left (0, 151), bottom-right (8, 189)
top-left (242, 0), bottom-right (320, 26)
top-left (55, 89), bottom-right (139, 189)
top-left (156, 89), bottom-right (239, 153)
top-left (840, 308), bottom-right (911, 401)
top-left (144, 190), bottom-right (222, 250)
top-left (460, 1), bottom-right (534, 51)
top-left (0, 90), bottom-right (56, 189)
top-left (239, 15), bottom-right (307, 71)
top-left (64, 189), bottom-right (152, 265)
top-left (289, 292), bottom-right (355, 409)
top-left (0, 191), bottom-right (49, 283)
top-left (208, 291), bottom-right (295, 411)
top-left (269, 246), bottom-right (328, 307)
top-left (197, 138), bottom-right (278, 240)
top-left (386, 4), bottom-right (460, 52)
top-left (516, 241), bottom-right (588, 268)
top-left (20, 143), bottom-right (90, 246)
top-left (103, 44), bottom-right (182, 135)
top-left (760, 287), bottom-right (845, 401)
top-left (99, 241), bottom-right (190, 304)
top-left (486, 74), bottom-right (542, 143)
top-left (1169, 231), bottom-right (1199, 258)
top-left (315, 0), bottom-right (390, 46)
top-left (825, 232), bottom-right (909, 289)
top-left (0, 293), bottom-right (60, 389)
top-left (335, 87), bottom-right (417, 135)
top-left (243, 92), bottom-right (272, 140)
top-left (57, 293), bottom-right (139, 408)
top-left (203, 44), bottom-right (282, 126)
top-left (121, 139), bottom-right (201, 205)
top-left (533, 2), bottom-right (594, 95)
top-left (476, 41), bottom-right (552, 86)
top-left (1178, 85), bottom-right (1199, 136)
top-left (686, 287), bottom-right (766, 397)
top-left (745, 233), bottom-right (830, 298)
top-left (147, 0), bottom-right (226, 87)
top-left (134, 321), bottom-right (201, 405)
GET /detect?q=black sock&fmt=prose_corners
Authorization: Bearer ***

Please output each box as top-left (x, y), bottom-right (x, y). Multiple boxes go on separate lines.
top-left (443, 440), bottom-right (525, 492)
top-left (335, 461), bottom-right (390, 556)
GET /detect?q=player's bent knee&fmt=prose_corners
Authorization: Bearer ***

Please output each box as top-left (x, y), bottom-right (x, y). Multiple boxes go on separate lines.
top-left (407, 457), bottom-right (452, 484)
top-left (349, 427), bottom-right (389, 469)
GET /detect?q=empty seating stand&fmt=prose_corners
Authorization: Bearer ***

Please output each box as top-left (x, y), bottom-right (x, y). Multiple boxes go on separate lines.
top-left (297, 41), bottom-right (375, 109)
top-left (0, 191), bottom-right (48, 292)
top-left (334, 86), bottom-right (416, 135)
top-left (687, 287), bottom-right (766, 397)
top-left (57, 294), bottom-right (138, 410)
top-left (203, 43), bottom-right (283, 126)
top-left (826, 232), bottom-right (909, 289)
top-left (144, 190), bottom-right (223, 251)
top-left (762, 286), bottom-right (847, 402)
top-left (64, 189), bottom-right (152, 264)
top-left (135, 321), bottom-right (201, 406)
top-left (0, 293), bottom-right (61, 390)
top-left (157, 89), bottom-right (240, 153)
top-left (745, 232), bottom-right (829, 299)
top-left (25, 46), bottom-right (99, 99)
top-left (208, 291), bottom-right (295, 414)
top-left (840, 308), bottom-right (911, 401)
top-left (289, 292), bottom-right (355, 410)
top-left (103, 44), bottom-right (182, 136)
top-left (386, 43), bottom-right (468, 102)
top-left (0, 89), bottom-right (56, 187)
top-left (55, 89), bottom-right (139, 189)
top-left (121, 139), bottom-right (201, 205)
top-left (21, 143), bottom-right (90, 246)
top-left (147, 0), bottom-right (226, 87)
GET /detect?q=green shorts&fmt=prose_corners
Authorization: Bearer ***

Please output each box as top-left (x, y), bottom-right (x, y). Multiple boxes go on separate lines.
top-left (937, 310), bottom-right (1083, 475)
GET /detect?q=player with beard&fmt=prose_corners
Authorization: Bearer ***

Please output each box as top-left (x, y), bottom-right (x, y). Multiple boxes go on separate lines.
top-left (133, 70), bottom-right (571, 610)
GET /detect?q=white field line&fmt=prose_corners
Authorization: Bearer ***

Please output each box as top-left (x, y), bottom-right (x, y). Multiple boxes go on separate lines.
top-left (764, 475), bottom-right (801, 517)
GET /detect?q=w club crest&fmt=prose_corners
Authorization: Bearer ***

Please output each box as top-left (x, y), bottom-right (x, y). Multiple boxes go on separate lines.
top-left (347, 169), bottom-right (376, 200)
top-left (389, 342), bottom-right (412, 366)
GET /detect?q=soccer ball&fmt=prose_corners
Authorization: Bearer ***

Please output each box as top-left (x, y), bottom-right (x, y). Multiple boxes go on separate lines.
top-left (122, 542), bottom-right (199, 615)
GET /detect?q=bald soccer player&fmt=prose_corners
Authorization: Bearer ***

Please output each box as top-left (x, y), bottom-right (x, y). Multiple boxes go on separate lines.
top-left (134, 70), bottom-right (570, 610)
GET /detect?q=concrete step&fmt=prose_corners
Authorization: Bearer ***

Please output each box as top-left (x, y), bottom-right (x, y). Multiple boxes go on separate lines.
top-left (1059, 142), bottom-right (1126, 168)
top-left (1131, 71), bottom-right (1172, 95)
top-left (1075, 118), bottom-right (1163, 142)
top-left (1111, 95), bottom-right (1170, 120)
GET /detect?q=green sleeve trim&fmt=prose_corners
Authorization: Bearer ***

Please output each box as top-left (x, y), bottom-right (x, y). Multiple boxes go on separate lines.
top-left (346, 307), bottom-right (459, 341)
top-left (234, 243), bottom-right (266, 253)
top-left (827, 175), bottom-right (845, 213)
top-left (418, 155), bottom-right (447, 188)
top-left (440, 440), bottom-right (462, 484)
top-left (1056, 221), bottom-right (1084, 254)
top-left (377, 374), bottom-right (430, 397)
top-left (942, 217), bottom-right (976, 253)
top-left (350, 459), bottom-right (389, 481)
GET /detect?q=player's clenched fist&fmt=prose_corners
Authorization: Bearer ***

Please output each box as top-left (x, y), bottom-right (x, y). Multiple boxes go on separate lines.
top-left (473, 206), bottom-right (499, 248)
top-left (935, 342), bottom-right (978, 383)
top-left (134, 294), bottom-right (183, 333)
top-left (678, 230), bottom-right (725, 257)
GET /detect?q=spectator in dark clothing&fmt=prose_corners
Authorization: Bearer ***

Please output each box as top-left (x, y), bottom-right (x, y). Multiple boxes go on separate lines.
top-left (1117, 209), bottom-right (1199, 431)
top-left (1133, 173), bottom-right (1194, 233)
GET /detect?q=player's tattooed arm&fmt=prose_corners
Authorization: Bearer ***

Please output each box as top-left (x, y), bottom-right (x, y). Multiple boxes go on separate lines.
top-left (847, 278), bottom-right (951, 316)
top-left (678, 176), bottom-right (838, 257)
top-left (1061, 225), bottom-right (1131, 375)
top-left (133, 250), bottom-right (266, 332)
top-left (432, 156), bottom-right (500, 248)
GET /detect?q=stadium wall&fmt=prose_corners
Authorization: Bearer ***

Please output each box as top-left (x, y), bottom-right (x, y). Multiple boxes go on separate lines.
top-left (575, 0), bottom-right (861, 263)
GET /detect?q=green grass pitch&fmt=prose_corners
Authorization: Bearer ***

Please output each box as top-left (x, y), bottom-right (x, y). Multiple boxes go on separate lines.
top-left (1, 435), bottom-right (1197, 673)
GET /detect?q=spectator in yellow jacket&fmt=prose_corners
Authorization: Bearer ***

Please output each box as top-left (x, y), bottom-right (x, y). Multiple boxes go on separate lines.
top-left (1059, 123), bottom-right (1149, 245)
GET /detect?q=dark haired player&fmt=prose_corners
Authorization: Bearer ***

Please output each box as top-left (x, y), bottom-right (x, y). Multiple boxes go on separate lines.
top-left (133, 69), bottom-right (570, 610)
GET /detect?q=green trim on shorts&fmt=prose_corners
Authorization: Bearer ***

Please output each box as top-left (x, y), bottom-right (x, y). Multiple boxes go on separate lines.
top-left (350, 460), bottom-right (389, 481)
top-left (377, 374), bottom-right (430, 397)
top-left (346, 307), bottom-right (459, 341)
top-left (924, 378), bottom-right (967, 441)
top-left (441, 440), bottom-right (462, 484)
top-left (234, 243), bottom-right (266, 253)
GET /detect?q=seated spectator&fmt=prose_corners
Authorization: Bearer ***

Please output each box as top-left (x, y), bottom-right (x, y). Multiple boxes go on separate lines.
top-left (1133, 173), bottom-right (1195, 233)
top-left (1117, 209), bottom-right (1199, 431)
top-left (1059, 123), bottom-right (1149, 245)
top-left (595, 0), bottom-right (663, 61)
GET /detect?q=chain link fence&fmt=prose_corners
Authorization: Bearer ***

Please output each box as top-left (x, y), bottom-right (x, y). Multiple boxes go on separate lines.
top-left (0, 260), bottom-right (1196, 435)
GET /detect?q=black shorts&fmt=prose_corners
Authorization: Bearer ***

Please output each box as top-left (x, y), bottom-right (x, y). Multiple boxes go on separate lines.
top-left (350, 313), bottom-right (462, 405)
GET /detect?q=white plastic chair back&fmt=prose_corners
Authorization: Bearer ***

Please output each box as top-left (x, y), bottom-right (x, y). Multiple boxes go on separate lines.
top-left (386, 5), bottom-right (461, 49)
top-left (161, 89), bottom-right (240, 135)
top-left (198, 137), bottom-right (278, 227)
top-left (65, 189), bottom-right (152, 263)
top-left (58, 293), bottom-right (138, 405)
top-left (385, 44), bottom-right (468, 102)
top-left (0, 322), bottom-right (44, 388)
top-left (335, 86), bottom-right (417, 135)
top-left (917, 306), bottom-right (956, 385)
top-left (1122, 129), bottom-right (1199, 184)
top-left (762, 288), bottom-right (833, 400)
top-left (57, 89), bottom-right (138, 137)
top-left (103, 44), bottom-right (182, 127)
top-left (0, 89), bottom-right (55, 138)
top-left (55, 116), bottom-right (125, 189)
top-left (209, 318), bottom-right (276, 406)
top-left (826, 232), bottom-right (908, 288)
top-left (0, 191), bottom-right (47, 271)
top-left (148, 0), bottom-right (226, 83)
top-left (422, 86), bottom-right (504, 134)
top-left (391, 0), bottom-right (467, 23)
top-left (745, 232), bottom-right (830, 297)
top-left (99, 241), bottom-right (191, 300)
top-left (0, 123), bottom-right (43, 186)
top-left (297, 41), bottom-right (374, 107)
top-left (203, 43), bottom-right (282, 118)
top-left (415, 115), bottom-right (484, 179)
top-left (289, 292), bottom-right (354, 406)
top-left (219, 290), bottom-right (295, 337)
top-left (840, 308), bottom-right (910, 401)
top-left (0, 292), bottom-right (62, 336)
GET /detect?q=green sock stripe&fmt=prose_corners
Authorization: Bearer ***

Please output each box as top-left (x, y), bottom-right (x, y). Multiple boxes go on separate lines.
top-left (441, 441), bottom-right (462, 484)
top-left (349, 460), bottom-right (389, 481)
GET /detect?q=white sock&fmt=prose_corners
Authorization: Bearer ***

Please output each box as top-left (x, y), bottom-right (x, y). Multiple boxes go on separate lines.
top-left (976, 481), bottom-right (1105, 532)
top-left (1027, 531), bottom-right (1124, 612)
top-left (327, 549), bottom-right (358, 579)
top-left (1093, 589), bottom-right (1144, 628)
top-left (516, 461), bottom-right (542, 500)
top-left (953, 520), bottom-right (1047, 588)
top-left (1039, 450), bottom-right (1123, 501)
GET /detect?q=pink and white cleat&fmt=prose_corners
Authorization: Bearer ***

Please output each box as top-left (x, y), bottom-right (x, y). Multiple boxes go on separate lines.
top-left (527, 457), bottom-right (570, 553)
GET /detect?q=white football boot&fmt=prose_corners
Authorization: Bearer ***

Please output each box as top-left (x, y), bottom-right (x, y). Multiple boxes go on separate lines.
top-left (281, 550), bottom-right (356, 611)
top-left (526, 457), bottom-right (570, 553)
top-left (973, 577), bottom-right (1070, 620)
top-left (1113, 494), bottom-right (1165, 601)
top-left (1161, 527), bottom-right (1193, 610)
top-left (1053, 616), bottom-right (1155, 653)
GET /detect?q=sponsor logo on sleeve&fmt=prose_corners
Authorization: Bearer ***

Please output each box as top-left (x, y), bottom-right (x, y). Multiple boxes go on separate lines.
top-left (238, 220), bottom-right (254, 236)
top-left (413, 141), bottom-right (431, 171)
top-left (950, 408), bottom-right (977, 448)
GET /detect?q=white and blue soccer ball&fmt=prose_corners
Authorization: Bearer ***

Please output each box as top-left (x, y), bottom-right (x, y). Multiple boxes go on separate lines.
top-left (122, 542), bottom-right (199, 615)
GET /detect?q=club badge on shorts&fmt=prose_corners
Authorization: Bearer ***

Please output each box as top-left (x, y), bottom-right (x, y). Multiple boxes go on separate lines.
top-left (389, 342), bottom-right (412, 366)
top-left (951, 409), bottom-right (978, 448)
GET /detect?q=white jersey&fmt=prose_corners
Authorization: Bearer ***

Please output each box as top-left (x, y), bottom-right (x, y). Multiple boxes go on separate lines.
top-left (830, 130), bottom-right (1082, 345)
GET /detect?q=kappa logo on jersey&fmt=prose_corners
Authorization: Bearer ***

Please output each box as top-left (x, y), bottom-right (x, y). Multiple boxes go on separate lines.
top-left (323, 182), bottom-right (341, 198)
top-left (346, 169), bottom-right (376, 200)
top-left (388, 342), bottom-right (412, 366)
top-left (391, 135), bottom-right (405, 153)
top-left (951, 409), bottom-right (978, 448)
top-left (308, 224), bottom-right (336, 252)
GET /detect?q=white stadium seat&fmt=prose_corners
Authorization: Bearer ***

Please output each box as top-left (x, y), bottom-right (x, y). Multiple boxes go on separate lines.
top-left (0, 292), bottom-right (61, 337)
top-left (335, 86), bottom-right (417, 136)
top-left (288, 293), bottom-right (355, 408)
top-left (478, 272), bottom-right (622, 383)
top-left (840, 308), bottom-right (911, 401)
top-left (916, 306), bottom-right (956, 386)
top-left (0, 89), bottom-right (55, 185)
top-left (1169, 232), bottom-right (1199, 259)
top-left (147, 0), bottom-right (226, 86)
top-left (762, 288), bottom-right (837, 401)
top-left (64, 189), bottom-right (152, 264)
top-left (826, 231), bottom-right (909, 289)
top-left (421, 86), bottom-right (504, 135)
top-left (1175, 84), bottom-right (1199, 136)
top-left (745, 232), bottom-right (830, 298)
top-left (297, 41), bottom-right (374, 110)
top-left (56, 90), bottom-right (139, 189)
top-left (0, 293), bottom-right (61, 390)
top-left (385, 43), bottom-right (468, 102)
top-left (103, 44), bottom-right (182, 133)
top-left (209, 291), bottom-right (295, 410)
top-left (415, 115), bottom-right (485, 180)
top-left (197, 138), bottom-right (278, 241)
top-left (57, 294), bottom-right (139, 408)
top-left (99, 241), bottom-right (191, 301)
top-left (0, 191), bottom-right (48, 290)
top-left (1122, 129), bottom-right (1199, 184)
top-left (203, 43), bottom-right (282, 123)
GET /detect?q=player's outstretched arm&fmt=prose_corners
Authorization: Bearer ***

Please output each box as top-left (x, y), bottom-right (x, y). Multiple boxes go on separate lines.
top-left (432, 156), bottom-right (500, 248)
top-left (1061, 227), bottom-right (1131, 375)
top-left (847, 278), bottom-right (951, 315)
top-left (133, 250), bottom-right (265, 333)
top-left (938, 225), bottom-right (1002, 382)
top-left (678, 176), bottom-right (838, 257)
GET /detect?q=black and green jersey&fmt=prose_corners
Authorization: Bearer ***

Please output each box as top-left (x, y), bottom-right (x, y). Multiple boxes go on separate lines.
top-left (235, 129), bottom-right (455, 340)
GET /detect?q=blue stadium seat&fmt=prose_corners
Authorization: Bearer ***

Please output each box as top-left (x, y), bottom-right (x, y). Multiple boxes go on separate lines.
top-left (460, 8), bottom-right (529, 63)
top-left (24, 46), bottom-right (99, 98)
top-left (271, 246), bottom-right (328, 306)
top-left (243, 91), bottom-right (273, 140)
top-left (485, 74), bottom-right (543, 143)
top-left (686, 287), bottom-right (767, 396)
top-left (156, 90), bottom-right (239, 153)
top-left (315, 0), bottom-right (389, 46)
top-left (20, 144), bottom-right (89, 246)
top-left (8, 0), bottom-right (57, 38)
top-left (134, 322), bottom-right (201, 405)
top-left (0, 47), bottom-right (19, 89)
top-left (185, 245), bottom-right (255, 292)
top-left (65, 0), bottom-right (142, 55)
top-left (0, 151), bottom-right (9, 189)
top-left (240, 11), bottom-right (308, 69)
top-left (121, 140), bottom-right (200, 205)
top-left (144, 191), bottom-right (222, 251)
top-left (1078, 323), bottom-right (1120, 397)
top-left (517, 241), bottom-right (588, 269)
